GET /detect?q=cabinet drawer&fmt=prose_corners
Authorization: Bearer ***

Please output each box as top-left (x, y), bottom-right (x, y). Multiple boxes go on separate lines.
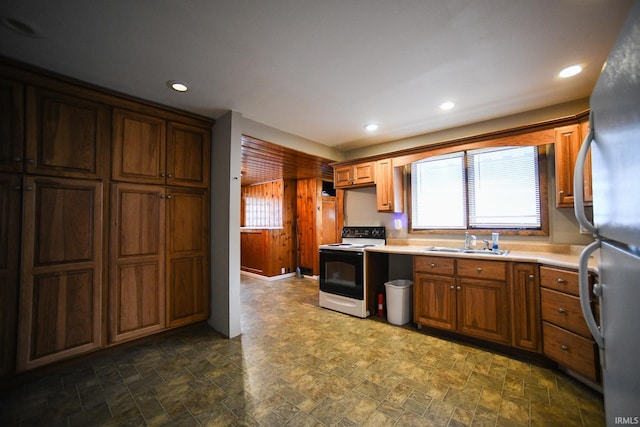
top-left (540, 266), bottom-right (579, 296)
top-left (457, 259), bottom-right (506, 280)
top-left (414, 256), bottom-right (455, 275)
top-left (541, 288), bottom-right (591, 338)
top-left (543, 322), bottom-right (599, 382)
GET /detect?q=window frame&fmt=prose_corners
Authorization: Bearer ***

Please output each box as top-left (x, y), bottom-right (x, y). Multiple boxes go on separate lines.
top-left (408, 145), bottom-right (549, 236)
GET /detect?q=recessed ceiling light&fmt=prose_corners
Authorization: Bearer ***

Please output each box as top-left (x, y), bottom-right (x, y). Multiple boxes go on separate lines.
top-left (167, 80), bottom-right (189, 92)
top-left (559, 64), bottom-right (583, 78)
top-left (440, 101), bottom-right (455, 111)
top-left (364, 123), bottom-right (379, 132)
top-left (2, 17), bottom-right (40, 37)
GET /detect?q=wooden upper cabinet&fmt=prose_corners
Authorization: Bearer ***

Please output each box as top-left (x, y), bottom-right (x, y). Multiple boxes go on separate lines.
top-left (0, 79), bottom-right (24, 173)
top-left (112, 110), bottom-right (210, 188)
top-left (112, 109), bottom-right (166, 185)
top-left (334, 161), bottom-right (375, 188)
top-left (376, 159), bottom-right (403, 212)
top-left (17, 176), bottom-right (103, 371)
top-left (109, 183), bottom-right (166, 344)
top-left (166, 187), bottom-right (209, 327)
top-left (25, 87), bottom-right (109, 180)
top-left (167, 122), bottom-right (210, 188)
top-left (0, 174), bottom-right (21, 377)
top-left (555, 123), bottom-right (592, 208)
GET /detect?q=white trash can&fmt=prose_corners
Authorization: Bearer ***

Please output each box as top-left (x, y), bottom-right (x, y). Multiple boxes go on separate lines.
top-left (384, 279), bottom-right (413, 325)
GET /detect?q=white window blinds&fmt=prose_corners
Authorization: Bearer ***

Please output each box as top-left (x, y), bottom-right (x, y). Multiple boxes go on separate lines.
top-left (468, 146), bottom-right (540, 228)
top-left (411, 152), bottom-right (466, 229)
top-left (411, 146), bottom-right (541, 230)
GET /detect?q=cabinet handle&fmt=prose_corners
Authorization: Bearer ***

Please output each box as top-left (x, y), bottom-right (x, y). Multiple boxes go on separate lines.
top-left (25, 185), bottom-right (33, 191)
top-left (160, 194), bottom-right (166, 199)
top-left (477, 267), bottom-right (482, 273)
top-left (456, 286), bottom-right (461, 291)
top-left (561, 345), bottom-right (569, 351)
top-left (160, 173), bottom-right (166, 177)
top-left (26, 158), bottom-right (35, 164)
top-left (14, 157), bottom-right (21, 162)
top-left (558, 308), bottom-right (566, 314)
top-left (557, 278), bottom-right (565, 284)
top-left (166, 194), bottom-right (172, 199)
top-left (529, 275), bottom-right (534, 280)
top-left (167, 174), bottom-right (173, 178)
top-left (450, 285), bottom-right (454, 290)
top-left (430, 263), bottom-right (436, 268)
top-left (13, 185), bottom-right (22, 191)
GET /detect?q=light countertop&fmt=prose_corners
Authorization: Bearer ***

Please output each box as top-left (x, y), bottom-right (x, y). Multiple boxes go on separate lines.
top-left (366, 243), bottom-right (599, 273)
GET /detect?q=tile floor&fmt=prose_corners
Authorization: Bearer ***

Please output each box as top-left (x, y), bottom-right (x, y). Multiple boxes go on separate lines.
top-left (0, 276), bottom-right (604, 426)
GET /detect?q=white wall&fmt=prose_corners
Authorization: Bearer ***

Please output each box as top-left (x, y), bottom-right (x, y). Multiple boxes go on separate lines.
top-left (209, 111), bottom-right (242, 338)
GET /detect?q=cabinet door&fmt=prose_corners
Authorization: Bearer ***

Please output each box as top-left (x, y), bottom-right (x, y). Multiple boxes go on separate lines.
top-left (166, 187), bottom-right (209, 327)
top-left (112, 109), bottom-right (166, 185)
top-left (0, 174), bottom-right (21, 377)
top-left (166, 122), bottom-right (210, 188)
top-left (353, 162), bottom-right (375, 185)
top-left (18, 177), bottom-right (103, 371)
top-left (414, 273), bottom-right (456, 331)
top-left (510, 263), bottom-right (541, 352)
top-left (580, 120), bottom-right (593, 204)
top-left (554, 124), bottom-right (592, 208)
top-left (457, 278), bottom-right (510, 344)
top-left (0, 79), bottom-right (24, 173)
top-left (109, 183), bottom-right (165, 343)
top-left (376, 159), bottom-right (392, 211)
top-left (25, 87), bottom-right (109, 179)
top-left (334, 165), bottom-right (354, 188)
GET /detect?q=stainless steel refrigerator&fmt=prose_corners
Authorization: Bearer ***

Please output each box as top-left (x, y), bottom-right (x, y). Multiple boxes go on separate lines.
top-left (574, 1), bottom-right (640, 424)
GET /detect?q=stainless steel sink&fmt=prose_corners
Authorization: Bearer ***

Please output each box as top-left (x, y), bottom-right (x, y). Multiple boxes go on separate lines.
top-left (423, 246), bottom-right (509, 256)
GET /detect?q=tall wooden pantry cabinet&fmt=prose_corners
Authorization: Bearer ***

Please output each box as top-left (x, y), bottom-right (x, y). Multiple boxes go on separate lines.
top-left (0, 61), bottom-right (213, 376)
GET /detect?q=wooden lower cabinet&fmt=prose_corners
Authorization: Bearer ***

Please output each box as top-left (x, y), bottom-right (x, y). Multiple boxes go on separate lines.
top-left (414, 273), bottom-right (456, 331)
top-left (540, 265), bottom-right (600, 383)
top-left (457, 277), bottom-right (510, 344)
top-left (166, 187), bottom-right (209, 327)
top-left (414, 256), bottom-right (510, 345)
top-left (109, 184), bottom-right (209, 342)
top-left (510, 263), bottom-right (541, 352)
top-left (0, 174), bottom-right (21, 376)
top-left (109, 183), bottom-right (166, 343)
top-left (17, 177), bottom-right (103, 372)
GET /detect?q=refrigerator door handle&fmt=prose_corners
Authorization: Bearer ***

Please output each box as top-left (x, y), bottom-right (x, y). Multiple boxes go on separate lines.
top-left (573, 115), bottom-right (597, 235)
top-left (578, 239), bottom-right (604, 349)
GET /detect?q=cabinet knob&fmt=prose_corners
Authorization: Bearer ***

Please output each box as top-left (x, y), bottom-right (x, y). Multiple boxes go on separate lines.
top-left (160, 194), bottom-right (166, 199)
top-left (26, 158), bottom-right (35, 164)
top-left (14, 157), bottom-right (21, 162)
top-left (477, 267), bottom-right (482, 273)
top-left (456, 286), bottom-right (461, 291)
top-left (450, 285), bottom-right (454, 290)
top-left (167, 174), bottom-right (173, 178)
top-left (430, 263), bottom-right (436, 268)
top-left (13, 185), bottom-right (21, 191)
top-left (557, 278), bottom-right (565, 284)
top-left (166, 194), bottom-right (172, 199)
top-left (558, 308), bottom-right (566, 314)
top-left (160, 173), bottom-right (166, 177)
top-left (561, 345), bottom-right (569, 351)
top-left (528, 275), bottom-right (534, 280)
top-left (25, 185), bottom-right (33, 191)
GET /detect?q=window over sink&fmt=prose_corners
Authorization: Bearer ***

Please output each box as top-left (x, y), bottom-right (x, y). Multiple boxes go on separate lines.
top-left (410, 145), bottom-right (547, 234)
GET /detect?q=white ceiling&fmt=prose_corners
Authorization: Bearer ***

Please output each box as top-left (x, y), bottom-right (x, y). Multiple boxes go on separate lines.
top-left (0, 0), bottom-right (634, 152)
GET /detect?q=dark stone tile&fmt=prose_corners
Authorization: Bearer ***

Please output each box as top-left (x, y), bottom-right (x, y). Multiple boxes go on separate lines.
top-left (69, 401), bottom-right (113, 427)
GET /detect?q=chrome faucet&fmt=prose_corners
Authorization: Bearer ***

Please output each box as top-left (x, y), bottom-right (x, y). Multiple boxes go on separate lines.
top-left (464, 232), bottom-right (476, 249)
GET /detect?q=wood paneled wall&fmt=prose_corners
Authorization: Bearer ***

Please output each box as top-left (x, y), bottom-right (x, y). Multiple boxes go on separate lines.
top-left (240, 179), bottom-right (297, 276)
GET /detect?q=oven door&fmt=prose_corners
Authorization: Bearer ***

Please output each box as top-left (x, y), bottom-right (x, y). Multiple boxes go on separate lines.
top-left (319, 249), bottom-right (364, 300)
